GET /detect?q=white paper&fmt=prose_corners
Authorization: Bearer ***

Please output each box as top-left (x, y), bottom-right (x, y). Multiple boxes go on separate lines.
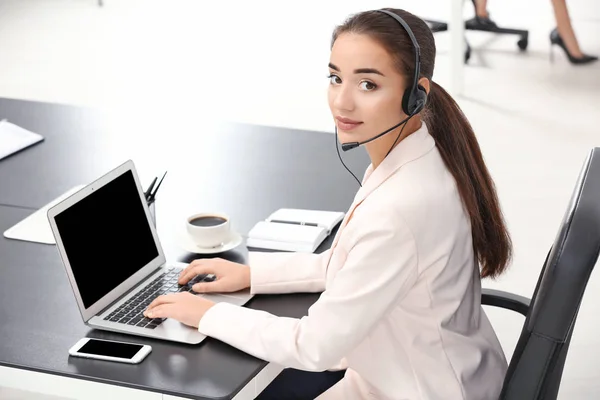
top-left (0, 120), bottom-right (44, 161)
top-left (3, 185), bottom-right (86, 244)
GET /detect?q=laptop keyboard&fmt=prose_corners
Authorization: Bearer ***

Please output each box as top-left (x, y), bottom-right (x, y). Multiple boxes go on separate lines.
top-left (103, 266), bottom-right (215, 329)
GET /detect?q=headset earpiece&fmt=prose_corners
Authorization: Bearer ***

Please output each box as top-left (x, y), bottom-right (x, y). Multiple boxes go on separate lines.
top-left (402, 84), bottom-right (428, 116)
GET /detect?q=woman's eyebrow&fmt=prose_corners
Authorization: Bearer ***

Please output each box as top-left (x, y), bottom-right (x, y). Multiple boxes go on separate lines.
top-left (328, 63), bottom-right (385, 76)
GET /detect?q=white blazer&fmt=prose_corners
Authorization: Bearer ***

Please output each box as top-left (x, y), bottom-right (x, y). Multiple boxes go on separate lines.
top-left (198, 122), bottom-right (508, 400)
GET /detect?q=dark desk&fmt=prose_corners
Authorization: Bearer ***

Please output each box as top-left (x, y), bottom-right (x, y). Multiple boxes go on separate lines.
top-left (0, 98), bottom-right (370, 399)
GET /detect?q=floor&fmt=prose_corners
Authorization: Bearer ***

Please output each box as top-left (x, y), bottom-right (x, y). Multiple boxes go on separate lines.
top-left (0, 0), bottom-right (599, 398)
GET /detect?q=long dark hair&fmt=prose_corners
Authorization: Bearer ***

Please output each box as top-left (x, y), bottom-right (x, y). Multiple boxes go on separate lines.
top-left (332, 8), bottom-right (512, 279)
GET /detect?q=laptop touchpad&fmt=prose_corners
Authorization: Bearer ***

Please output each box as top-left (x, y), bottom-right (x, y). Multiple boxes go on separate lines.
top-left (196, 293), bottom-right (248, 307)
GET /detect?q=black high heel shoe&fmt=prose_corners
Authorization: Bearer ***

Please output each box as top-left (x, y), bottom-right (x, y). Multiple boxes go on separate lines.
top-left (550, 28), bottom-right (598, 65)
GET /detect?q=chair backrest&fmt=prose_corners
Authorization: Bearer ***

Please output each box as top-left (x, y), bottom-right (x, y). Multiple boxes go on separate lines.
top-left (500, 148), bottom-right (600, 399)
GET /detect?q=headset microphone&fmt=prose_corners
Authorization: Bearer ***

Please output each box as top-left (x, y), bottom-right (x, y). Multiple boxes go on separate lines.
top-left (340, 116), bottom-right (411, 152)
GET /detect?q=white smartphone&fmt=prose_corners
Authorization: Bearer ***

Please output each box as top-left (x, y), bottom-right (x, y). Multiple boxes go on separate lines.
top-left (68, 338), bottom-right (152, 364)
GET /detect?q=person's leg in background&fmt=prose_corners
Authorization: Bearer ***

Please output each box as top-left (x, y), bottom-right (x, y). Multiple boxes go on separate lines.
top-left (474, 0), bottom-right (489, 18)
top-left (473, 0), bottom-right (498, 28)
top-left (255, 368), bottom-right (346, 400)
top-left (549, 0), bottom-right (597, 63)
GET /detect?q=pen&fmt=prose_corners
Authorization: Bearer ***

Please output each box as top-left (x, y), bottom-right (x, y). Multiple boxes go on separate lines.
top-left (147, 171), bottom-right (167, 203)
top-left (144, 177), bottom-right (157, 200)
top-left (270, 219), bottom-right (319, 227)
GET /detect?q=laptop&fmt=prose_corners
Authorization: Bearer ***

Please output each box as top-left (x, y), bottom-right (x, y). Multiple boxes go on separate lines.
top-left (47, 160), bottom-right (253, 344)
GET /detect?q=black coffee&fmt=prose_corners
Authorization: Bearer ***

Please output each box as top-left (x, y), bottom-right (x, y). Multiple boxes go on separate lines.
top-left (189, 216), bottom-right (227, 227)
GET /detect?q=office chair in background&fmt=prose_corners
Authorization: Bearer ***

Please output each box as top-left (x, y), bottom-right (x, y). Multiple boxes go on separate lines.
top-left (480, 147), bottom-right (600, 399)
top-left (424, 0), bottom-right (529, 62)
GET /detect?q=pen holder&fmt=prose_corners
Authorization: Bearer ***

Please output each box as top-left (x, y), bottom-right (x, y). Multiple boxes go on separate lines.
top-left (147, 200), bottom-right (156, 228)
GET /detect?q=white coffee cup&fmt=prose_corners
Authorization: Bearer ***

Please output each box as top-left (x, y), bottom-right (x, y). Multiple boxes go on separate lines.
top-left (186, 212), bottom-right (231, 248)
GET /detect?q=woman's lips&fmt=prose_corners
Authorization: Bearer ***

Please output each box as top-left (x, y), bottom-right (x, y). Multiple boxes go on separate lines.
top-left (336, 116), bottom-right (363, 131)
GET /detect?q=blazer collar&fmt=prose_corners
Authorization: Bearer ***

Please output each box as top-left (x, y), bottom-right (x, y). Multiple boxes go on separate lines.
top-left (352, 121), bottom-right (436, 207)
top-left (328, 122), bottom-right (436, 254)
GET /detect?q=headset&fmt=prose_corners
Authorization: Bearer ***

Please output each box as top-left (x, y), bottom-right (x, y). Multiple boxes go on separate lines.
top-left (337, 9), bottom-right (429, 185)
top-left (377, 9), bottom-right (428, 117)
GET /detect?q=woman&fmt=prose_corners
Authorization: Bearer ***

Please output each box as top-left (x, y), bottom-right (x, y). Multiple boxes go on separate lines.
top-left (475, 0), bottom-right (597, 64)
top-left (145, 8), bottom-right (513, 400)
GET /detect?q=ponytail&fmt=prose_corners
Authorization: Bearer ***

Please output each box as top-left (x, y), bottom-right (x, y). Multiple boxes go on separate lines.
top-left (424, 81), bottom-right (512, 279)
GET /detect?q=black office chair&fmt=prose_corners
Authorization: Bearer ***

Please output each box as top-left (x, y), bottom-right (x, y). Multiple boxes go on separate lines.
top-left (424, 0), bottom-right (529, 63)
top-left (480, 147), bottom-right (600, 399)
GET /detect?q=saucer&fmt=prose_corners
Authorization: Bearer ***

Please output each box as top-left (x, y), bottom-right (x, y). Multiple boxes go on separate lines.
top-left (179, 231), bottom-right (244, 254)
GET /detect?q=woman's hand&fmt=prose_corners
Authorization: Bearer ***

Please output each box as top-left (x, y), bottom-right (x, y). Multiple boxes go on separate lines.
top-left (143, 258), bottom-right (251, 328)
top-left (178, 258), bottom-right (251, 293)
top-left (143, 292), bottom-right (214, 328)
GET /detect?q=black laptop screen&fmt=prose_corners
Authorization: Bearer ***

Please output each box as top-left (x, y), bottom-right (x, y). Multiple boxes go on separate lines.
top-left (54, 169), bottom-right (159, 309)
